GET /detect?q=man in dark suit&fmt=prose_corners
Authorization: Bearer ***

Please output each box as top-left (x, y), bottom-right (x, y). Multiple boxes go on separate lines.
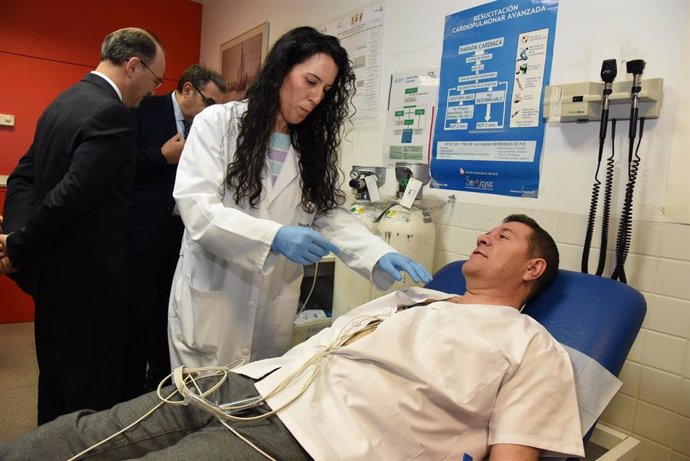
top-left (124, 65), bottom-right (226, 399)
top-left (0, 27), bottom-right (166, 424)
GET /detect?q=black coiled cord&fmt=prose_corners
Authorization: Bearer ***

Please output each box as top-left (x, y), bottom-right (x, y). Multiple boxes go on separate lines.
top-left (595, 120), bottom-right (617, 276)
top-left (612, 118), bottom-right (645, 283)
top-left (581, 143), bottom-right (604, 274)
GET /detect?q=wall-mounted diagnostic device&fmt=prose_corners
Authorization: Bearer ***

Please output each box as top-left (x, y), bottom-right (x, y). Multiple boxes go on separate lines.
top-left (543, 77), bottom-right (663, 122)
top-left (569, 58), bottom-right (655, 284)
top-left (582, 59), bottom-right (618, 276)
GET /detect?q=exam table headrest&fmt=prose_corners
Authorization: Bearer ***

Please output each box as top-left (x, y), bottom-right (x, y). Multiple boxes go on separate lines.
top-left (425, 261), bottom-right (646, 376)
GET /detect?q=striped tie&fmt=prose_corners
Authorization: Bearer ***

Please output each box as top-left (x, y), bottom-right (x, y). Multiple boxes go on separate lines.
top-left (182, 120), bottom-right (191, 139)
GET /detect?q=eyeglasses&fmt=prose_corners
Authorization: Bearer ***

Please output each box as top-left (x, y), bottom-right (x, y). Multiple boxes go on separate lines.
top-left (140, 60), bottom-right (164, 89)
top-left (190, 81), bottom-right (217, 107)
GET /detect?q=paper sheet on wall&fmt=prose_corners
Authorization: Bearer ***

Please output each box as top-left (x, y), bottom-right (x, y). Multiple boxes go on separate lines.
top-left (319, 3), bottom-right (384, 125)
top-left (430, 0), bottom-right (559, 198)
top-left (383, 70), bottom-right (439, 166)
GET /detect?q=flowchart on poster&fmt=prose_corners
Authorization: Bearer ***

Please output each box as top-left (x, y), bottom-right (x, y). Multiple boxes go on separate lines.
top-left (442, 28), bottom-right (549, 136)
top-left (383, 70), bottom-right (439, 165)
top-left (431, 0), bottom-right (559, 197)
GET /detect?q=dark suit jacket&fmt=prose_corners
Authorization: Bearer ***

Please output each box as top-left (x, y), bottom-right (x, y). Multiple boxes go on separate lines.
top-left (128, 93), bottom-right (180, 253)
top-left (3, 73), bottom-right (137, 309)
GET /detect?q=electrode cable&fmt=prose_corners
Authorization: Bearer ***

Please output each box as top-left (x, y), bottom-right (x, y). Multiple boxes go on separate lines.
top-left (67, 315), bottom-right (388, 461)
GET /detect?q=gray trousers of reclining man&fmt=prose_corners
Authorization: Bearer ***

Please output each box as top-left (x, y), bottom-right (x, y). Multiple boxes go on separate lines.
top-left (0, 373), bottom-right (312, 461)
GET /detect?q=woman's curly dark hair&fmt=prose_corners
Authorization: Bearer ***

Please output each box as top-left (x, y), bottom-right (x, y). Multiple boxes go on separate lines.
top-left (224, 26), bottom-right (356, 213)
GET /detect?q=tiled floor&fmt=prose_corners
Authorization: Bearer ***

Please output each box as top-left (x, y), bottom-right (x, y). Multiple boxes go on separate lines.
top-left (0, 322), bottom-right (38, 442)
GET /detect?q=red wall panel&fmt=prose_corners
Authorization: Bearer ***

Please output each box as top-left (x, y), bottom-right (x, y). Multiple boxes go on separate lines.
top-left (0, 0), bottom-right (202, 79)
top-left (0, 0), bottom-right (202, 323)
top-left (0, 53), bottom-right (87, 173)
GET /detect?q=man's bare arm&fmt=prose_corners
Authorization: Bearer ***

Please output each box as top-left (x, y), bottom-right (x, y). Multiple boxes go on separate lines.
top-left (489, 444), bottom-right (540, 461)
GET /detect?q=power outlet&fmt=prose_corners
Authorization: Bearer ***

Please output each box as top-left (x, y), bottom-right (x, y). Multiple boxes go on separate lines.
top-left (0, 114), bottom-right (15, 126)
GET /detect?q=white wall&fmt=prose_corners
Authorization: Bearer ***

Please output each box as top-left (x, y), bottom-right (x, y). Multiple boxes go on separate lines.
top-left (199, 0), bottom-right (689, 223)
top-left (664, 9), bottom-right (690, 225)
top-left (198, 1), bottom-right (690, 458)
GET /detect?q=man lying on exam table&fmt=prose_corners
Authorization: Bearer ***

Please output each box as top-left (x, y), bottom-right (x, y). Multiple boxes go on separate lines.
top-left (0, 214), bottom-right (589, 461)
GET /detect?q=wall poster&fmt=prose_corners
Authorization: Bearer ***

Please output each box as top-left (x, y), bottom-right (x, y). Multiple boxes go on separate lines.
top-left (430, 0), bottom-right (559, 197)
top-left (383, 69), bottom-right (439, 166)
top-left (319, 3), bottom-right (385, 125)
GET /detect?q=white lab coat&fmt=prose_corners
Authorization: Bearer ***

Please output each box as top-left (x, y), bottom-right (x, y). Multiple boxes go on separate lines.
top-left (168, 101), bottom-right (397, 369)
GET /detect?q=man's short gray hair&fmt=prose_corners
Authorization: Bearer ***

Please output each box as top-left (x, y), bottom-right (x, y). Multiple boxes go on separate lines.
top-left (100, 28), bottom-right (164, 66)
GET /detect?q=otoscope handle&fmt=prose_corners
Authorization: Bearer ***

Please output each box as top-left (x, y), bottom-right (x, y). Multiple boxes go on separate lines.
top-left (599, 83), bottom-right (613, 141)
top-left (628, 107), bottom-right (639, 140)
top-left (599, 109), bottom-right (610, 141)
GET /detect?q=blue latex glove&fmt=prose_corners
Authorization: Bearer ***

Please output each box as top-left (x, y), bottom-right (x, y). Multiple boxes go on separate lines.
top-left (376, 252), bottom-right (433, 284)
top-left (272, 226), bottom-right (341, 265)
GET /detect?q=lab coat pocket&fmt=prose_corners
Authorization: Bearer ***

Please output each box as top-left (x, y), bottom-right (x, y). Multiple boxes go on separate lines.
top-left (316, 367), bottom-right (423, 460)
top-left (182, 240), bottom-right (226, 292)
top-left (295, 206), bottom-right (316, 228)
top-left (177, 284), bottom-right (226, 354)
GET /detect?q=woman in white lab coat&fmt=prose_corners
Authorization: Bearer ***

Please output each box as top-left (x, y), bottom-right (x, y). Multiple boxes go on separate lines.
top-left (168, 27), bottom-right (432, 370)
